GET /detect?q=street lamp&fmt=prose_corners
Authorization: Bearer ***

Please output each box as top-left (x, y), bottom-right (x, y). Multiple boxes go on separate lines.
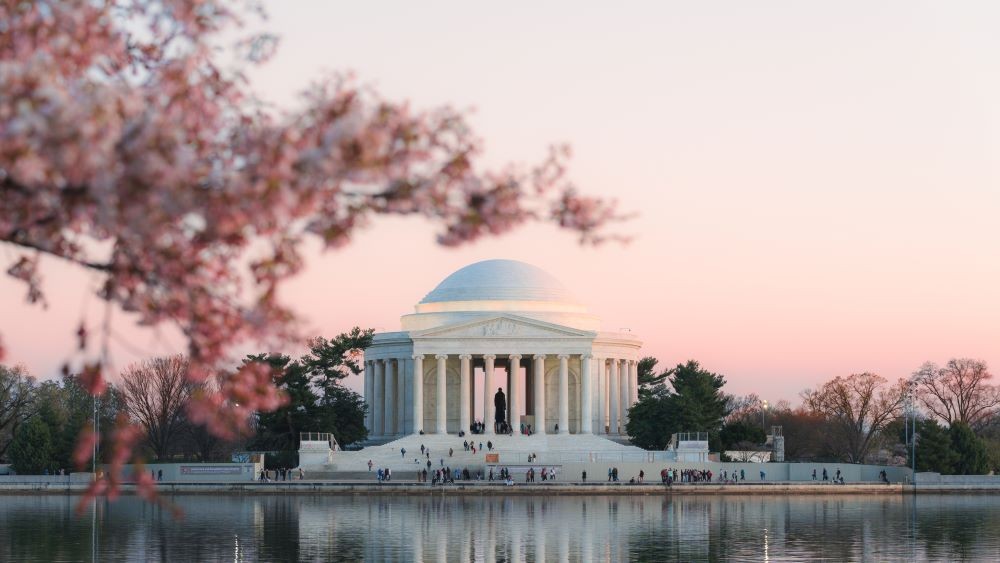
top-left (905, 383), bottom-right (917, 475)
top-left (761, 400), bottom-right (769, 433)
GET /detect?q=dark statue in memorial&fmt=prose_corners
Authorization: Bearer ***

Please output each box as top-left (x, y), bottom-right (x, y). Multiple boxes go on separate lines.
top-left (494, 387), bottom-right (506, 426)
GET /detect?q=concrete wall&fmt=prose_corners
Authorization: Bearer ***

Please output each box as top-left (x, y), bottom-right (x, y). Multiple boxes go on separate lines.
top-left (916, 472), bottom-right (1000, 485)
top-left (117, 462), bottom-right (260, 483)
top-left (0, 473), bottom-right (93, 484)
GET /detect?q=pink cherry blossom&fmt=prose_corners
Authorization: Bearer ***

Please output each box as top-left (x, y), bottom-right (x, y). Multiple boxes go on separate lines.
top-left (1, 0), bottom-right (625, 501)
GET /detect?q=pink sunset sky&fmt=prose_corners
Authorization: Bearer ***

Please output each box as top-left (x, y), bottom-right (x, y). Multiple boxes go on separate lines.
top-left (3, 1), bottom-right (999, 404)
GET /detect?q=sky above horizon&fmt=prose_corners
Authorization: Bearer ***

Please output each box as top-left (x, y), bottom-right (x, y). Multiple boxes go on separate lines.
top-left (3, 1), bottom-right (999, 404)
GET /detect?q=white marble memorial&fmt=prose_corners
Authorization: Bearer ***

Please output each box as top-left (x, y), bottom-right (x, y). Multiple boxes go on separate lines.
top-left (363, 259), bottom-right (643, 438)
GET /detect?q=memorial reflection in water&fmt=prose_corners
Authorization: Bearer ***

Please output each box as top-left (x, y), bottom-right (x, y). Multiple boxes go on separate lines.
top-left (2, 494), bottom-right (1000, 561)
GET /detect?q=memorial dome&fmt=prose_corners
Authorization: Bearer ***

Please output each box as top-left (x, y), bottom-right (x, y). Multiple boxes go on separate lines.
top-left (402, 259), bottom-right (599, 331)
top-left (419, 259), bottom-right (577, 304)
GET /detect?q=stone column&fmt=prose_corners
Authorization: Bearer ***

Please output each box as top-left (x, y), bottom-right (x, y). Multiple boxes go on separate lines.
top-left (470, 365), bottom-right (476, 427)
top-left (483, 354), bottom-right (496, 435)
top-left (628, 359), bottom-right (638, 408)
top-left (364, 360), bottom-right (374, 433)
top-left (435, 354), bottom-right (448, 434)
top-left (459, 354), bottom-right (472, 435)
top-left (594, 358), bottom-right (603, 433)
top-left (533, 355), bottom-right (546, 434)
top-left (581, 354), bottom-right (593, 434)
top-left (396, 358), bottom-right (407, 435)
top-left (509, 354), bottom-right (522, 434)
top-left (608, 359), bottom-right (619, 435)
top-left (557, 354), bottom-right (569, 434)
top-left (412, 355), bottom-right (424, 434)
top-left (384, 359), bottom-right (396, 435)
top-left (506, 366), bottom-right (512, 424)
top-left (373, 359), bottom-right (385, 437)
top-left (618, 360), bottom-right (628, 435)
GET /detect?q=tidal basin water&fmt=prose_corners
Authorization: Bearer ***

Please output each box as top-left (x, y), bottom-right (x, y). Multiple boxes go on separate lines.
top-left (1, 493), bottom-right (999, 562)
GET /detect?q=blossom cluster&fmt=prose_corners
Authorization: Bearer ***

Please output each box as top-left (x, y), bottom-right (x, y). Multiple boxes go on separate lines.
top-left (1, 0), bottom-right (623, 501)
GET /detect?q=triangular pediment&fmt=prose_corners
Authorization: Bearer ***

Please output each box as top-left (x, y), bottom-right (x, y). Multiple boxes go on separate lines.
top-left (412, 314), bottom-right (594, 339)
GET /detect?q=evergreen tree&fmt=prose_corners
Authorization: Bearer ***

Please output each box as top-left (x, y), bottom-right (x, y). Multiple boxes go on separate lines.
top-left (626, 359), bottom-right (729, 451)
top-left (246, 354), bottom-right (318, 452)
top-left (913, 419), bottom-right (958, 474)
top-left (247, 327), bottom-right (373, 451)
top-left (8, 416), bottom-right (54, 474)
top-left (626, 392), bottom-right (676, 450)
top-left (636, 356), bottom-right (669, 399)
top-left (302, 328), bottom-right (374, 386)
top-left (670, 360), bottom-right (728, 435)
top-left (720, 421), bottom-right (767, 452)
top-left (950, 421), bottom-right (989, 475)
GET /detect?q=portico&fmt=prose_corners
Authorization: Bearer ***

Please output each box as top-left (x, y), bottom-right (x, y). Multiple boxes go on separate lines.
top-left (363, 260), bottom-right (642, 438)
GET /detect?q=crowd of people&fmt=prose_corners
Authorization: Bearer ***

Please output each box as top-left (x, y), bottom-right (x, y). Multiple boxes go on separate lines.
top-left (811, 467), bottom-right (848, 484)
top-left (465, 420), bottom-right (534, 435)
top-left (258, 467), bottom-right (303, 482)
top-left (367, 434), bottom-right (863, 487)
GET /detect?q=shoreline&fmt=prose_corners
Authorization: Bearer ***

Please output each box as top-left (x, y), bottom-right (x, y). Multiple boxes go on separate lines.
top-left (0, 481), bottom-right (996, 495)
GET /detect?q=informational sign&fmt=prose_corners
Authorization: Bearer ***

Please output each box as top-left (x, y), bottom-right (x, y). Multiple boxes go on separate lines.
top-left (180, 465), bottom-right (243, 475)
top-left (485, 453), bottom-right (499, 463)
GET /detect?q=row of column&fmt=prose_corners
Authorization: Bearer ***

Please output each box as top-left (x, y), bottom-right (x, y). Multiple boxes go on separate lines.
top-left (364, 354), bottom-right (639, 437)
top-left (363, 358), bottom-right (409, 436)
top-left (594, 357), bottom-right (639, 435)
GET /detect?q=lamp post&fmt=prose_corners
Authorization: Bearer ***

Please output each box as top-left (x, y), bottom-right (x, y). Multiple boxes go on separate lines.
top-left (761, 400), bottom-right (769, 433)
top-left (906, 383), bottom-right (916, 476)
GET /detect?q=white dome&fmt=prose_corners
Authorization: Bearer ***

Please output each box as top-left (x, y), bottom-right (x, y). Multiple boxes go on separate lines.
top-left (402, 259), bottom-right (599, 331)
top-left (420, 259), bottom-right (577, 304)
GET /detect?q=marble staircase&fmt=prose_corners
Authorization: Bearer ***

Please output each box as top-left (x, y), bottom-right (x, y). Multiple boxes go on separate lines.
top-left (307, 433), bottom-right (654, 477)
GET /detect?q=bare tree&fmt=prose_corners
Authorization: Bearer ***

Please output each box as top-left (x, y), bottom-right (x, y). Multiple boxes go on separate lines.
top-left (802, 372), bottom-right (905, 463)
top-left (725, 393), bottom-right (763, 425)
top-left (0, 365), bottom-right (37, 460)
top-left (913, 359), bottom-right (1000, 430)
top-left (119, 356), bottom-right (197, 461)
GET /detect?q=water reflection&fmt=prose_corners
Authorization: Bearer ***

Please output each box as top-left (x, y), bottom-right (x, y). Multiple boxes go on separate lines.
top-left (1, 494), bottom-right (999, 561)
